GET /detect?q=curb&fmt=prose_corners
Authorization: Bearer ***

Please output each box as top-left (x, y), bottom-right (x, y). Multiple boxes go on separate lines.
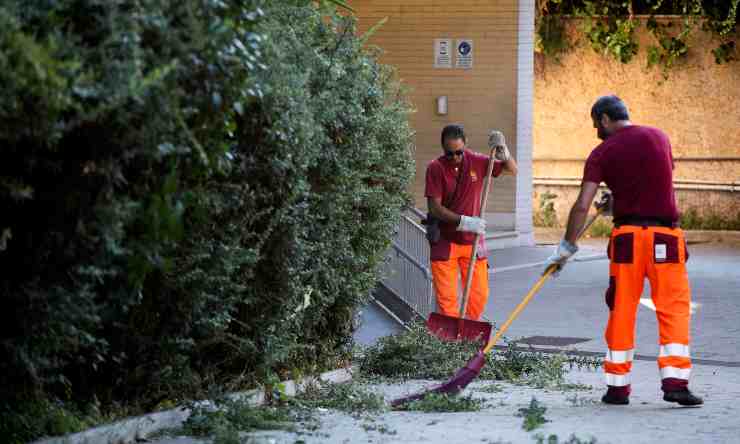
top-left (33, 368), bottom-right (354, 444)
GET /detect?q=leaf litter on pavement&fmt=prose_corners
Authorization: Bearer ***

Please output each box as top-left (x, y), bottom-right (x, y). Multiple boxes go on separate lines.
top-left (170, 322), bottom-right (601, 441)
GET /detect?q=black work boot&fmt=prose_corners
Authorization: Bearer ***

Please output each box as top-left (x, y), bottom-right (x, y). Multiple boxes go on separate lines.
top-left (601, 385), bottom-right (630, 405)
top-left (663, 389), bottom-right (704, 406)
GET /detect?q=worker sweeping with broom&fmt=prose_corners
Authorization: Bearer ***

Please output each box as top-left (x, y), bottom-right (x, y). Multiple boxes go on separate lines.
top-left (423, 124), bottom-right (517, 338)
top-left (544, 95), bottom-right (703, 406)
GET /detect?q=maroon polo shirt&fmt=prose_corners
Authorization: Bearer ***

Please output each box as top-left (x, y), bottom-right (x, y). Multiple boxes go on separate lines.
top-left (583, 125), bottom-right (679, 222)
top-left (425, 149), bottom-right (504, 245)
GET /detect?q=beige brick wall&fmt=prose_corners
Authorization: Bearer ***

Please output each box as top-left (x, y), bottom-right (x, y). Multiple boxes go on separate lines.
top-left (533, 159), bottom-right (740, 183)
top-left (350, 1), bottom-right (522, 216)
top-left (533, 19), bottom-right (740, 186)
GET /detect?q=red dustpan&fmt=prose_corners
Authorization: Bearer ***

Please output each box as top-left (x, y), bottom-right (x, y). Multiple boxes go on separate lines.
top-left (426, 146), bottom-right (497, 343)
top-left (426, 313), bottom-right (492, 343)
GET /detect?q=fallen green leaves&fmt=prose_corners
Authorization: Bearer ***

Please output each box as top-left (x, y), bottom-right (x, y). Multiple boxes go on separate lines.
top-left (534, 433), bottom-right (599, 444)
top-left (358, 323), bottom-right (600, 388)
top-left (165, 324), bottom-right (605, 441)
top-left (170, 380), bottom-right (387, 442)
top-left (395, 392), bottom-right (487, 413)
top-left (182, 399), bottom-right (297, 438)
top-left (518, 397), bottom-right (549, 432)
top-left (293, 380), bottom-right (386, 414)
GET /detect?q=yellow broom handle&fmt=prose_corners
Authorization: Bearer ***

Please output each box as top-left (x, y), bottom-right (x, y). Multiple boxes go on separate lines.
top-left (482, 210), bottom-right (603, 354)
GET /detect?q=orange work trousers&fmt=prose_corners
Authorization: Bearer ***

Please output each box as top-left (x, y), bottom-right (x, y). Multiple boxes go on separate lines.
top-left (603, 225), bottom-right (692, 391)
top-left (431, 242), bottom-right (489, 321)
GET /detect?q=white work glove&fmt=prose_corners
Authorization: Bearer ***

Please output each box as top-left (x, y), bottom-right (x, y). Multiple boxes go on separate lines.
top-left (488, 130), bottom-right (511, 162)
top-left (543, 239), bottom-right (579, 277)
top-left (457, 215), bottom-right (486, 235)
top-left (596, 191), bottom-right (613, 217)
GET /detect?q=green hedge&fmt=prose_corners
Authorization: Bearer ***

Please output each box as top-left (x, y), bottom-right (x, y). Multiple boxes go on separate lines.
top-left (0, 1), bottom-right (414, 441)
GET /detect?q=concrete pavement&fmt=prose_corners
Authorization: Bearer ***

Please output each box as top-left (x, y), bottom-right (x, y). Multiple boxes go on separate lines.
top-left (152, 360), bottom-right (740, 444)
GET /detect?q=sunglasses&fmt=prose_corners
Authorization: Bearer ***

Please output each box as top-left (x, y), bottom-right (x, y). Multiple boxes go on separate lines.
top-left (444, 149), bottom-right (464, 158)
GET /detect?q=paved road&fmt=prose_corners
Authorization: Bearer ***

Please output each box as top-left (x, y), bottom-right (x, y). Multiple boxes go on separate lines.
top-left (353, 242), bottom-right (740, 365)
top-left (485, 243), bottom-right (740, 364)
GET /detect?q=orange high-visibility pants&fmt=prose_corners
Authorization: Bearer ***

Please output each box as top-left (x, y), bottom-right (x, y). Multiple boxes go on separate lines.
top-left (431, 242), bottom-right (489, 321)
top-left (603, 225), bottom-right (692, 392)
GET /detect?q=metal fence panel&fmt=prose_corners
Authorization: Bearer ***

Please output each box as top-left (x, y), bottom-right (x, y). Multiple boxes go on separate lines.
top-left (380, 208), bottom-right (436, 319)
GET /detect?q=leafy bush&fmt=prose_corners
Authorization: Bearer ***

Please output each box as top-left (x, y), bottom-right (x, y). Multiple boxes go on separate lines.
top-left (535, 1), bottom-right (738, 68)
top-left (1, 4), bottom-right (265, 441)
top-left (575, 2), bottom-right (639, 64)
top-left (0, 0), bottom-right (413, 441)
top-left (586, 217), bottom-right (613, 238)
top-left (680, 208), bottom-right (740, 230)
top-left (533, 191), bottom-right (559, 228)
top-left (167, 3), bottom-right (415, 393)
top-left (536, 14), bottom-right (570, 61)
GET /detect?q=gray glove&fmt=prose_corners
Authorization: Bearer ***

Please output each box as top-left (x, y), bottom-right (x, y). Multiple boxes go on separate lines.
top-left (457, 215), bottom-right (486, 235)
top-left (488, 130), bottom-right (511, 162)
top-left (543, 239), bottom-right (579, 277)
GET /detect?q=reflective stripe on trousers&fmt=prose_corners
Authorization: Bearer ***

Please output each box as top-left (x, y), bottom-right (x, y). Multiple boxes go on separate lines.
top-left (604, 348), bottom-right (634, 387)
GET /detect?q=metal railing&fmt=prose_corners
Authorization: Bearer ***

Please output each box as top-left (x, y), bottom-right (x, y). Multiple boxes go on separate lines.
top-left (380, 208), bottom-right (436, 319)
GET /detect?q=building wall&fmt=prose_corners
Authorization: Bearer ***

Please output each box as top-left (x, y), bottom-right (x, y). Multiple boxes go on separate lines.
top-left (534, 185), bottom-right (740, 227)
top-left (515, 0), bottom-right (535, 244)
top-left (350, 1), bottom-right (526, 225)
top-left (533, 19), bottom-right (740, 220)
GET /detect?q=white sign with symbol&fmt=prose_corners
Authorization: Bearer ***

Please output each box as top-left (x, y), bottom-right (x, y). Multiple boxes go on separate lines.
top-left (434, 38), bottom-right (453, 68)
top-left (456, 39), bottom-right (473, 69)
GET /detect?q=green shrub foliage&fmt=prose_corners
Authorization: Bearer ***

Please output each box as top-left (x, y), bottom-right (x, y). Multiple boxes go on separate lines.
top-left (0, 0), bottom-right (413, 439)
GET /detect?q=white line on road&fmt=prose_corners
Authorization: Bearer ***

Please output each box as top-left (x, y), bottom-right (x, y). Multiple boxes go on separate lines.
top-left (640, 298), bottom-right (701, 314)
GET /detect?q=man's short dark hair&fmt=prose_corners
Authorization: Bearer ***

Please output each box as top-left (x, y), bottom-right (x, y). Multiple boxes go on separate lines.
top-left (591, 95), bottom-right (630, 122)
top-left (441, 124), bottom-right (466, 147)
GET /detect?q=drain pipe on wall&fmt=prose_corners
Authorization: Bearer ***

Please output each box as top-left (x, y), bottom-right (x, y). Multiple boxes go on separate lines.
top-left (533, 177), bottom-right (740, 193)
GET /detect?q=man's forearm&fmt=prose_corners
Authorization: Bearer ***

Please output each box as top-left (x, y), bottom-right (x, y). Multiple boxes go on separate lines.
top-left (429, 200), bottom-right (462, 225)
top-left (563, 181), bottom-right (600, 245)
top-left (503, 158), bottom-right (518, 175)
top-left (563, 203), bottom-right (588, 245)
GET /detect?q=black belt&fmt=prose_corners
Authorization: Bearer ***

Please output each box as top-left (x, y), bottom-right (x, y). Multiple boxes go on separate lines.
top-left (613, 216), bottom-right (678, 228)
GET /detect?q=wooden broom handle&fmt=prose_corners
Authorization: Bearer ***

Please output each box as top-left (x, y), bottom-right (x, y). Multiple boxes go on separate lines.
top-left (459, 148), bottom-right (497, 318)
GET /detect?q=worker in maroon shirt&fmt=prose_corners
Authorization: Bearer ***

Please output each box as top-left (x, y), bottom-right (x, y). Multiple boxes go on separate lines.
top-left (425, 124), bottom-right (518, 321)
top-left (544, 95), bottom-right (702, 406)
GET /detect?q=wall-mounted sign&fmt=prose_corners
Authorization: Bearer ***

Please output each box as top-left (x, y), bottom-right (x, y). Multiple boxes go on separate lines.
top-left (456, 39), bottom-right (473, 69)
top-left (434, 38), bottom-right (452, 68)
